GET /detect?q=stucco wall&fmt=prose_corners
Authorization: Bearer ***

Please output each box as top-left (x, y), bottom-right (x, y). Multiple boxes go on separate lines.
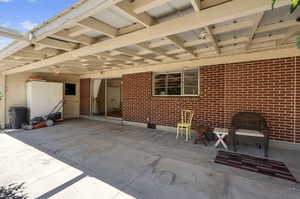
top-left (5, 72), bottom-right (32, 125)
top-left (1, 72), bottom-right (80, 128)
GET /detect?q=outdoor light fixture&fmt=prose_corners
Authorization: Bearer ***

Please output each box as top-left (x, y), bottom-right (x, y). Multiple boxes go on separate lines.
top-left (52, 66), bottom-right (61, 76)
top-left (198, 31), bottom-right (207, 40)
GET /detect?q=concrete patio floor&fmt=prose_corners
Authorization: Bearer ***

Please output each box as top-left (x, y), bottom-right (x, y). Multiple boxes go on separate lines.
top-left (0, 119), bottom-right (299, 199)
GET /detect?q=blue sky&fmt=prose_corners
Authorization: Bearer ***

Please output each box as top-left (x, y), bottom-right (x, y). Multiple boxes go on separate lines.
top-left (0, 0), bottom-right (79, 49)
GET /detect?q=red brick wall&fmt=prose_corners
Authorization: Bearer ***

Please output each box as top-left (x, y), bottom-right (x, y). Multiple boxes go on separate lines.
top-left (122, 56), bottom-right (300, 143)
top-left (296, 56), bottom-right (300, 143)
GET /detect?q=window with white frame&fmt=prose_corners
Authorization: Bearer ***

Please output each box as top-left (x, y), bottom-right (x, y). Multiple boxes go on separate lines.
top-left (153, 69), bottom-right (199, 96)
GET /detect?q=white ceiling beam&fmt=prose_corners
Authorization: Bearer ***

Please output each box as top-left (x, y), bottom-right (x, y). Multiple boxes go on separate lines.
top-left (81, 47), bottom-right (300, 79)
top-left (205, 26), bottom-right (220, 54)
top-left (12, 51), bottom-right (45, 60)
top-left (190, 0), bottom-right (201, 12)
top-left (68, 26), bottom-right (91, 37)
top-left (3, 0), bottom-right (291, 74)
top-left (212, 20), bottom-right (253, 35)
top-left (245, 12), bottom-right (264, 50)
top-left (116, 48), bottom-right (160, 63)
top-left (132, 0), bottom-right (173, 14)
top-left (133, 0), bottom-right (233, 14)
top-left (256, 19), bottom-right (299, 34)
top-left (166, 35), bottom-right (197, 58)
top-left (252, 34), bottom-right (284, 44)
top-left (1, 58), bottom-right (32, 64)
top-left (137, 43), bottom-right (177, 60)
top-left (0, 26), bottom-right (29, 41)
top-left (78, 17), bottom-right (118, 38)
top-left (149, 20), bottom-right (254, 48)
top-left (115, 1), bottom-right (195, 59)
top-left (149, 39), bottom-right (172, 48)
top-left (118, 23), bottom-right (145, 35)
top-left (114, 1), bottom-right (177, 60)
top-left (33, 0), bottom-right (123, 41)
top-left (278, 25), bottom-right (300, 45)
top-left (166, 37), bottom-right (250, 55)
top-left (33, 44), bottom-right (47, 51)
top-left (113, 1), bottom-right (154, 27)
top-left (36, 38), bottom-right (78, 51)
top-left (53, 30), bottom-right (95, 45)
top-left (192, 34), bottom-right (286, 55)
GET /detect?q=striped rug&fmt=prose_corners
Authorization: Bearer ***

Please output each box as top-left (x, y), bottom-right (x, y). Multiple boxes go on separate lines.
top-left (215, 150), bottom-right (298, 183)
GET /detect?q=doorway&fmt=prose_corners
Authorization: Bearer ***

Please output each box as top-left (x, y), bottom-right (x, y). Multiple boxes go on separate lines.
top-left (80, 79), bottom-right (91, 116)
top-left (92, 78), bottom-right (122, 118)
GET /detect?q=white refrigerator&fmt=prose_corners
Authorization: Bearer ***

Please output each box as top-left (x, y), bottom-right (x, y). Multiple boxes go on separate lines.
top-left (27, 81), bottom-right (64, 120)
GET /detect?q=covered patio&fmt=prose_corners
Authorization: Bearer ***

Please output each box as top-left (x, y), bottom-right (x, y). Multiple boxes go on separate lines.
top-left (0, 0), bottom-right (300, 198)
top-left (1, 119), bottom-right (300, 199)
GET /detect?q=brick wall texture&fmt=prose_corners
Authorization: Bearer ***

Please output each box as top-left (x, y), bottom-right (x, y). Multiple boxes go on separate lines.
top-left (122, 56), bottom-right (300, 143)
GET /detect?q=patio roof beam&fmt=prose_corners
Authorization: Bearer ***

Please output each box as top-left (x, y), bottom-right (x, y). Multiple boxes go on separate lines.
top-left (12, 51), bottom-right (46, 60)
top-left (33, 0), bottom-right (123, 41)
top-left (68, 26), bottom-right (91, 37)
top-left (52, 30), bottom-right (95, 45)
top-left (78, 17), bottom-right (118, 38)
top-left (137, 43), bottom-right (177, 60)
top-left (192, 34), bottom-right (286, 55)
top-left (165, 35), bottom-right (197, 58)
top-left (245, 12), bottom-right (264, 50)
top-left (190, 0), bottom-right (201, 12)
top-left (3, 0), bottom-right (291, 75)
top-left (256, 19), bottom-right (299, 34)
top-left (116, 48), bottom-right (160, 63)
top-left (118, 23), bottom-right (145, 35)
top-left (1, 59), bottom-right (32, 64)
top-left (35, 38), bottom-right (79, 51)
top-left (114, 1), bottom-right (195, 59)
top-left (149, 20), bottom-right (254, 48)
top-left (278, 25), bottom-right (300, 45)
top-left (113, 1), bottom-right (154, 27)
top-left (132, 0), bottom-right (173, 14)
top-left (114, 1), bottom-right (178, 60)
top-left (133, 0), bottom-right (233, 14)
top-left (205, 26), bottom-right (220, 54)
top-left (0, 26), bottom-right (29, 42)
top-left (81, 46), bottom-right (300, 79)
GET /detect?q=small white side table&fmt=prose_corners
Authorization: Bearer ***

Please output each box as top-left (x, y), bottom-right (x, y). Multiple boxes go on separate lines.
top-left (213, 128), bottom-right (229, 149)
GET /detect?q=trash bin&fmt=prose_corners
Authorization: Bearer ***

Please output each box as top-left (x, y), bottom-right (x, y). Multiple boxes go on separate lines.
top-left (9, 107), bottom-right (28, 129)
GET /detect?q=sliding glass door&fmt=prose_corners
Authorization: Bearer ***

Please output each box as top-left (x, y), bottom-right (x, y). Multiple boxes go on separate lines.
top-left (92, 78), bottom-right (122, 118)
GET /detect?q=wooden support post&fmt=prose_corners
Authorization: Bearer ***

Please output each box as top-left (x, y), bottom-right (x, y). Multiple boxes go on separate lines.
top-left (0, 74), bottom-right (6, 129)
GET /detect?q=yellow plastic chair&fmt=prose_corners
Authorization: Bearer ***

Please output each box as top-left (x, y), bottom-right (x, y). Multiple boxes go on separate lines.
top-left (176, 110), bottom-right (194, 141)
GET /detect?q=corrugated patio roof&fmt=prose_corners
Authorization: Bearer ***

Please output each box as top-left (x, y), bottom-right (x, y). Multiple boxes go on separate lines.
top-left (0, 0), bottom-right (299, 76)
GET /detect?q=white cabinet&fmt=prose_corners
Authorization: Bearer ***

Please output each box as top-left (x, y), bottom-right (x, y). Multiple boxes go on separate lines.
top-left (27, 81), bottom-right (63, 120)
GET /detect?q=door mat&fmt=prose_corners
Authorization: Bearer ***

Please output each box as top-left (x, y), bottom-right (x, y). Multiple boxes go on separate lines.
top-left (215, 150), bottom-right (298, 183)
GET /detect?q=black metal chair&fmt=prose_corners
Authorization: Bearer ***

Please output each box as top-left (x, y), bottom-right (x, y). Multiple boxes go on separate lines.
top-left (230, 112), bottom-right (269, 157)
